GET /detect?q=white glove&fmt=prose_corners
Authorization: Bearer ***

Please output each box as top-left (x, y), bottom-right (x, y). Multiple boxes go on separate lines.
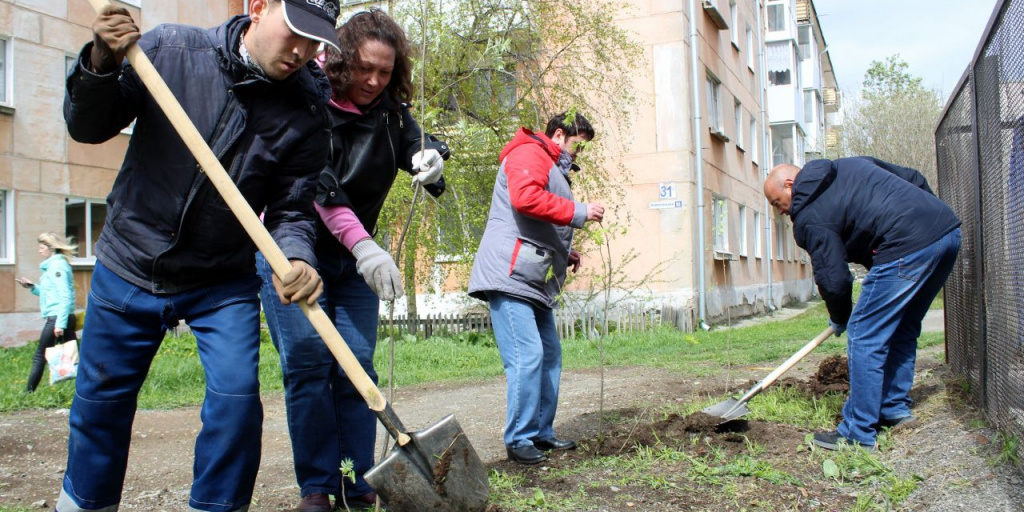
top-left (351, 239), bottom-right (405, 301)
top-left (411, 149), bottom-right (444, 185)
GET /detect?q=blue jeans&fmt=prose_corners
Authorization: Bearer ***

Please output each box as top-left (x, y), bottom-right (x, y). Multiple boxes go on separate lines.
top-left (487, 292), bottom-right (562, 448)
top-left (256, 253), bottom-right (379, 499)
top-left (58, 262), bottom-right (263, 512)
top-left (838, 228), bottom-right (961, 445)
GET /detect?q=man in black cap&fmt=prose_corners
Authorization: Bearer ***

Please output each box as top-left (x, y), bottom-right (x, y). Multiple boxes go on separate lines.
top-left (57, 1), bottom-right (340, 511)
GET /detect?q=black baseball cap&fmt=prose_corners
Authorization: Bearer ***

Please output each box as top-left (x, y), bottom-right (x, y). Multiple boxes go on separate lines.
top-left (281, 0), bottom-right (341, 52)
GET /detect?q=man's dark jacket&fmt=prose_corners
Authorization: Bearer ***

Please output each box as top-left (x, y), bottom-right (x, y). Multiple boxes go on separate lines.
top-left (64, 16), bottom-right (331, 294)
top-left (789, 157), bottom-right (961, 324)
top-left (314, 92), bottom-right (448, 279)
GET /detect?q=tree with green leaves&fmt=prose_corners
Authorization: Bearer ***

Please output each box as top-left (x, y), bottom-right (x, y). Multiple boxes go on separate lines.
top-left (374, 0), bottom-right (642, 318)
top-left (839, 54), bottom-right (944, 185)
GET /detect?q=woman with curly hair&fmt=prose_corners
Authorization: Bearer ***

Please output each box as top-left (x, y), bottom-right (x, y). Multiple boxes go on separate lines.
top-left (255, 9), bottom-right (451, 511)
top-left (17, 232), bottom-right (78, 392)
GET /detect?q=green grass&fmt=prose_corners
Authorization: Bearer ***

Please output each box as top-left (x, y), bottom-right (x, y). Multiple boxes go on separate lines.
top-left (0, 299), bottom-right (945, 412)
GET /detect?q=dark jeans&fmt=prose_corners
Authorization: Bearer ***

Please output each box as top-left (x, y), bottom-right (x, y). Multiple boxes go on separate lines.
top-left (26, 314), bottom-right (77, 392)
top-left (256, 252), bottom-right (380, 499)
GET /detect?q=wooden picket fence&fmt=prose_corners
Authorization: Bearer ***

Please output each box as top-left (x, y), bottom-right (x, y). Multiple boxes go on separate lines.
top-left (377, 303), bottom-right (697, 339)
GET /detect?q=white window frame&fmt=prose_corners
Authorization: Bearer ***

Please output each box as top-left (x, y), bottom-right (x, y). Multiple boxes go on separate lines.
top-left (65, 197), bottom-right (106, 265)
top-left (0, 190), bottom-right (13, 263)
top-left (730, 0), bottom-right (740, 49)
top-left (734, 100), bottom-right (744, 150)
top-left (738, 205), bottom-right (748, 257)
top-left (753, 210), bottom-right (762, 259)
top-left (115, 0), bottom-right (141, 7)
top-left (712, 195), bottom-right (729, 253)
top-left (746, 26), bottom-right (755, 70)
top-left (0, 36), bottom-right (14, 113)
top-left (750, 117), bottom-right (759, 164)
top-left (706, 72), bottom-right (723, 133)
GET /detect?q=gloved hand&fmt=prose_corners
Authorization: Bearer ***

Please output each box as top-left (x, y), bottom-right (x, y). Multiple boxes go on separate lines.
top-left (411, 149), bottom-right (444, 186)
top-left (273, 260), bottom-right (323, 305)
top-left (829, 320), bottom-right (846, 337)
top-left (90, 5), bottom-right (141, 74)
top-left (351, 239), bottom-right (405, 301)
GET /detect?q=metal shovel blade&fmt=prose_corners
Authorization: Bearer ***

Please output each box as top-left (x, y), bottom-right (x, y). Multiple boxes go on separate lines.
top-left (365, 414), bottom-right (489, 512)
top-left (702, 397), bottom-right (751, 422)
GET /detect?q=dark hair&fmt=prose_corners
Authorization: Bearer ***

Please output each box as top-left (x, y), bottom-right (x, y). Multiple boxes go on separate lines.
top-left (323, 9), bottom-right (413, 103)
top-left (545, 111), bottom-right (595, 140)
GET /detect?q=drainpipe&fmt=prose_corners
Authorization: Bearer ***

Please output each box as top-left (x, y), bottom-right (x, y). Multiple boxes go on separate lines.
top-left (756, 0), bottom-right (776, 312)
top-left (689, 0), bottom-right (710, 330)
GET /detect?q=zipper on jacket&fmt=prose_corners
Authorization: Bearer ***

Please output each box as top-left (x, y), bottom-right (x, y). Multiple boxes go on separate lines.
top-left (384, 111), bottom-right (397, 171)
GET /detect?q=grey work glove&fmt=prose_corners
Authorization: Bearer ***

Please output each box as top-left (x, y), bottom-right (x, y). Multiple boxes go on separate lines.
top-left (829, 319), bottom-right (846, 337)
top-left (411, 149), bottom-right (444, 185)
top-left (351, 239), bottom-right (405, 301)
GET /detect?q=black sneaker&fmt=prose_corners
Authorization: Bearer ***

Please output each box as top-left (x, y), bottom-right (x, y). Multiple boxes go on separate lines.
top-left (506, 444), bottom-right (548, 465)
top-left (532, 438), bottom-right (577, 451)
top-left (878, 415), bottom-right (916, 429)
top-left (811, 430), bottom-right (875, 451)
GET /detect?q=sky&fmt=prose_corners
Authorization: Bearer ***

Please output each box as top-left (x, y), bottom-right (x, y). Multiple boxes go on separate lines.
top-left (812, 0), bottom-right (999, 99)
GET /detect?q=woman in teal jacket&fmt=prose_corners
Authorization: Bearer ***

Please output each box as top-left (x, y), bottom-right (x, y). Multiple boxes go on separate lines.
top-left (16, 233), bottom-right (77, 392)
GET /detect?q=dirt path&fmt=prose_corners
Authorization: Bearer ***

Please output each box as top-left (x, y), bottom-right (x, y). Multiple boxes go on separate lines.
top-left (1, 309), bottom-right (1022, 511)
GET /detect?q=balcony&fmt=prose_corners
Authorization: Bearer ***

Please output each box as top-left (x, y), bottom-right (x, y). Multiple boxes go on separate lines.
top-left (823, 87), bottom-right (840, 112)
top-left (703, 0), bottom-right (729, 30)
top-left (796, 0), bottom-right (811, 24)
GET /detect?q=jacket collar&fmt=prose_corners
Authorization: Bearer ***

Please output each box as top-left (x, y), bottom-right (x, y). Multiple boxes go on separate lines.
top-left (212, 16), bottom-right (332, 103)
top-left (790, 158), bottom-right (836, 220)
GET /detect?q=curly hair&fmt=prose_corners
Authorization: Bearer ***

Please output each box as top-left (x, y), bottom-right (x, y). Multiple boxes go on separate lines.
top-left (323, 9), bottom-right (413, 103)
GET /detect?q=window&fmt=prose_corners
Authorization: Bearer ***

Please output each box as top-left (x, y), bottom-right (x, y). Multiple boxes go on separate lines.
top-left (730, 1), bottom-right (739, 49)
top-left (804, 90), bottom-right (815, 124)
top-left (746, 27), bottom-right (755, 70)
top-left (775, 218), bottom-right (782, 260)
top-left (0, 190), bottom-right (12, 262)
top-left (712, 195), bottom-right (729, 253)
top-left (766, 43), bottom-right (794, 86)
top-left (734, 100), bottom-right (744, 149)
top-left (116, 0), bottom-right (141, 6)
top-left (767, 3), bottom-right (786, 32)
top-left (738, 205), bottom-right (748, 257)
top-left (706, 72), bottom-right (723, 134)
top-left (0, 36), bottom-right (13, 111)
top-left (771, 125), bottom-right (794, 166)
top-left (750, 117), bottom-right (759, 163)
top-left (753, 210), bottom-right (762, 259)
top-left (798, 25), bottom-right (812, 60)
top-left (65, 198), bottom-right (107, 263)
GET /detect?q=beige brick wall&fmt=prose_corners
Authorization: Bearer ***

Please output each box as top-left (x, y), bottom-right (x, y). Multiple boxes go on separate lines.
top-left (0, 1), bottom-right (243, 347)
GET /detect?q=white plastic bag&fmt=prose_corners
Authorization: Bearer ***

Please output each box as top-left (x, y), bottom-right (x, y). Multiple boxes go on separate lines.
top-left (45, 339), bottom-right (79, 385)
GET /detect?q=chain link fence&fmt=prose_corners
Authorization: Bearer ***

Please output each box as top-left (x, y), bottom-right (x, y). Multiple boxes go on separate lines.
top-left (936, 0), bottom-right (1024, 443)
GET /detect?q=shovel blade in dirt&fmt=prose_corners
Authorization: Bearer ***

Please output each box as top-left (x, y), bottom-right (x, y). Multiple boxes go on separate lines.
top-left (702, 397), bottom-right (751, 422)
top-left (365, 414), bottom-right (489, 512)
top-left (703, 327), bottom-right (835, 424)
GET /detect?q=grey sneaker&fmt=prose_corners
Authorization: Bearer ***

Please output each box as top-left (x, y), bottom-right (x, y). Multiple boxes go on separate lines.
top-left (878, 415), bottom-right (916, 429)
top-left (811, 430), bottom-right (875, 451)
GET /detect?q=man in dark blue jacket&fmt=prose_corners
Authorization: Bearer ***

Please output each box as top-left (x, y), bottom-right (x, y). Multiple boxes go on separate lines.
top-left (764, 157), bottom-right (961, 450)
top-left (58, 1), bottom-right (340, 511)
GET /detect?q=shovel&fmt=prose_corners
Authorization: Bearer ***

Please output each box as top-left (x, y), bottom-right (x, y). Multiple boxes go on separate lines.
top-left (82, 1), bottom-right (489, 509)
top-left (703, 327), bottom-right (835, 423)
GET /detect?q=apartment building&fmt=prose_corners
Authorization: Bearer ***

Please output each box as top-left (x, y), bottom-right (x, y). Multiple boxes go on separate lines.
top-left (0, 0), bottom-right (243, 346)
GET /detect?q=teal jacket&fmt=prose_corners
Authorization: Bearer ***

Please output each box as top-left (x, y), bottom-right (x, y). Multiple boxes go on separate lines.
top-left (32, 255), bottom-right (76, 330)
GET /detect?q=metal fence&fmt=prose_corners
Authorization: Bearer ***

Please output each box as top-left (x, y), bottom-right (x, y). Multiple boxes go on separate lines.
top-left (935, 0), bottom-right (1024, 443)
top-left (377, 304), bottom-right (697, 340)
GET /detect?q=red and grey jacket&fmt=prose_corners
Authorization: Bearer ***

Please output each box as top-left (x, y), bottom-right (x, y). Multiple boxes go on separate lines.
top-left (467, 128), bottom-right (587, 309)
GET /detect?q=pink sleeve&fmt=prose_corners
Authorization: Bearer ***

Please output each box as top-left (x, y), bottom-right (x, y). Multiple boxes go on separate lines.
top-left (314, 203), bottom-right (372, 251)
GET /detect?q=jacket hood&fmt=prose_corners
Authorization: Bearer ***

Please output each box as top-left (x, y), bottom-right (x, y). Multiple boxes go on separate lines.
top-left (499, 128), bottom-right (562, 163)
top-left (790, 159), bottom-right (836, 219)
top-left (214, 16), bottom-right (332, 104)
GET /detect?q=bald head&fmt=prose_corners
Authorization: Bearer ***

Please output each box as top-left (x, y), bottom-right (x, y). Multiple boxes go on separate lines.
top-left (764, 164), bottom-right (801, 215)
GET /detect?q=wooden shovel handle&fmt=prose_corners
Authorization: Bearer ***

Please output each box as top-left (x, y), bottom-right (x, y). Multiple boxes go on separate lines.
top-left (84, 0), bottom-right (410, 445)
top-left (758, 327), bottom-right (835, 390)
